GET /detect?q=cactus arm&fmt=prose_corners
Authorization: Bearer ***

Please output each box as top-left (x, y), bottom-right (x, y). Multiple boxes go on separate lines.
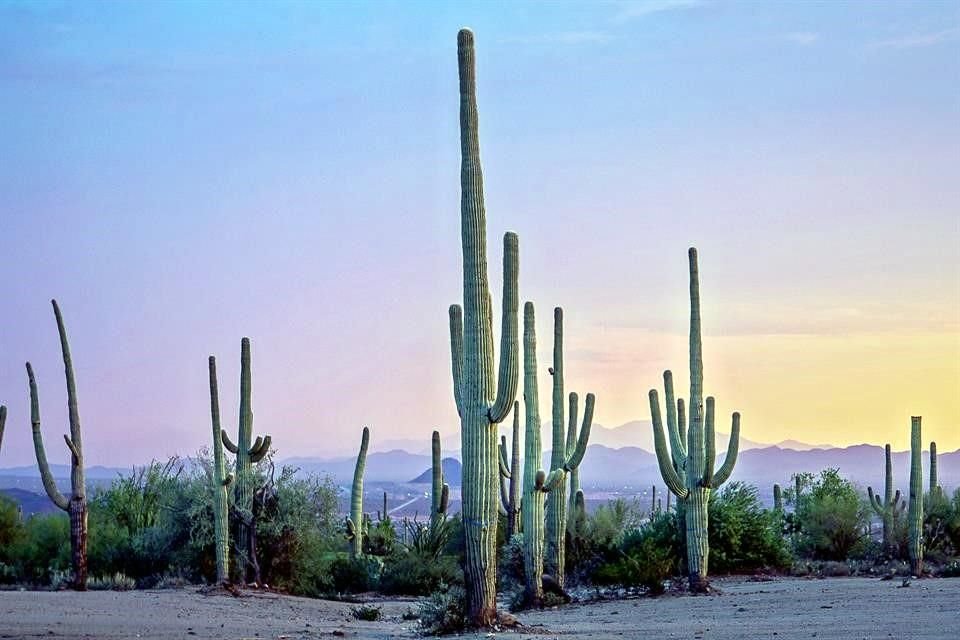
top-left (663, 371), bottom-right (687, 468)
top-left (221, 430), bottom-right (239, 454)
top-left (26, 363), bottom-right (70, 511)
top-left (488, 233), bottom-right (520, 423)
top-left (0, 405), bottom-right (6, 452)
top-left (249, 436), bottom-right (263, 456)
top-left (249, 435), bottom-right (271, 462)
top-left (541, 468), bottom-right (565, 492)
top-left (499, 464), bottom-right (510, 513)
top-left (677, 398), bottom-right (686, 454)
top-left (549, 307), bottom-right (566, 469)
top-left (688, 249), bottom-right (703, 427)
top-left (702, 397), bottom-right (716, 486)
top-left (448, 304), bottom-right (464, 417)
top-left (867, 487), bottom-right (886, 515)
top-left (649, 389), bottom-right (689, 500)
top-left (565, 392), bottom-right (579, 459)
top-left (498, 436), bottom-right (511, 478)
top-left (439, 484), bottom-right (449, 512)
top-left (563, 392), bottom-right (594, 471)
top-left (712, 412), bottom-right (740, 488)
top-left (63, 434), bottom-right (81, 462)
top-left (509, 400), bottom-right (521, 501)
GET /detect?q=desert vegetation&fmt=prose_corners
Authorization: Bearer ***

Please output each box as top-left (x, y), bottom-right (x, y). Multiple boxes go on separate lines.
top-left (0, 27), bottom-right (957, 640)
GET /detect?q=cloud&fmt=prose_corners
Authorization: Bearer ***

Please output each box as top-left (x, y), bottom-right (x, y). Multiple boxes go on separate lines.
top-left (501, 31), bottom-right (613, 46)
top-left (783, 32), bottom-right (819, 46)
top-left (870, 27), bottom-right (960, 50)
top-left (611, 0), bottom-right (704, 24)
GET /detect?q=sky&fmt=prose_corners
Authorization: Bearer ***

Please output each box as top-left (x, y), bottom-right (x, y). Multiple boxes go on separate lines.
top-left (0, 0), bottom-right (957, 466)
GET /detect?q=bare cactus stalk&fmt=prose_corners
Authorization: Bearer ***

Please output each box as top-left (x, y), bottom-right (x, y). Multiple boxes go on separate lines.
top-left (498, 402), bottom-right (521, 539)
top-left (908, 417), bottom-right (923, 575)
top-left (773, 484), bottom-right (783, 512)
top-left (449, 28), bottom-right (520, 626)
top-left (867, 444), bottom-right (906, 552)
top-left (346, 427), bottom-right (370, 558)
top-left (649, 249), bottom-right (740, 593)
top-left (27, 300), bottom-right (88, 590)
top-left (207, 356), bottom-right (234, 585)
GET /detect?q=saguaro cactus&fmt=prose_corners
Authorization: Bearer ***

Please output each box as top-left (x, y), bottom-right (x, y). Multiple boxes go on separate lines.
top-left (908, 417), bottom-right (923, 575)
top-left (773, 484), bottom-right (783, 512)
top-left (431, 430), bottom-right (449, 534)
top-left (544, 308), bottom-right (594, 588)
top-left (346, 427), bottom-right (370, 558)
top-left (649, 248), bottom-right (741, 593)
top-left (518, 303), bottom-right (593, 605)
top-left (27, 300), bottom-right (88, 589)
top-left (867, 444), bottom-right (905, 552)
top-left (0, 405), bottom-right (6, 455)
top-left (498, 403), bottom-right (521, 539)
top-left (207, 356), bottom-right (234, 585)
top-left (448, 28), bottom-right (520, 625)
top-left (929, 441), bottom-right (940, 497)
top-left (566, 461), bottom-right (582, 535)
top-left (220, 338), bottom-right (271, 577)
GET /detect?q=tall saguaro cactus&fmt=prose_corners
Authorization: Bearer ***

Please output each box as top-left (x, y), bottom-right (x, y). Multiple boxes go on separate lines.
top-left (220, 337), bottom-right (271, 578)
top-left (448, 28), bottom-right (520, 626)
top-left (431, 430), bottom-right (449, 535)
top-left (498, 402), bottom-right (521, 539)
top-left (908, 417), bottom-right (923, 575)
top-left (207, 356), bottom-right (234, 585)
top-left (649, 249), bottom-right (741, 593)
top-left (867, 444), bottom-right (905, 552)
top-left (346, 427), bottom-right (370, 558)
top-left (27, 300), bottom-right (88, 590)
top-left (544, 307), bottom-right (594, 588)
top-left (518, 302), bottom-right (593, 605)
top-left (773, 484), bottom-right (783, 512)
top-left (0, 405), bottom-right (6, 455)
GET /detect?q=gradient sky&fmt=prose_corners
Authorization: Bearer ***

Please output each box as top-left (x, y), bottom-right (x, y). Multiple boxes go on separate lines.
top-left (1, 0), bottom-right (957, 466)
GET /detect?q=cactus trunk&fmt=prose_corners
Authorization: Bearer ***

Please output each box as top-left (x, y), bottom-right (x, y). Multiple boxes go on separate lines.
top-left (908, 417), bottom-right (923, 575)
top-left (347, 427), bottom-right (370, 558)
top-left (0, 405), bottom-right (6, 456)
top-left (499, 403), bottom-right (521, 539)
top-left (929, 441), bottom-right (939, 497)
top-left (520, 303), bottom-right (546, 605)
top-left (449, 28), bottom-right (520, 626)
top-left (208, 356), bottom-right (233, 584)
top-left (773, 484), bottom-right (783, 512)
top-left (649, 249), bottom-right (740, 593)
top-left (27, 300), bottom-right (88, 590)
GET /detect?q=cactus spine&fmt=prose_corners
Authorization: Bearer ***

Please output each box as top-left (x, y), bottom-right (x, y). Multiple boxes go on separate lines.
top-left (448, 28), bottom-right (520, 625)
top-left (207, 356), bottom-right (234, 585)
top-left (929, 441), bottom-right (939, 497)
top-left (346, 427), bottom-right (370, 558)
top-left (908, 416), bottom-right (923, 575)
top-left (867, 444), bottom-right (905, 552)
top-left (544, 308), bottom-right (594, 588)
top-left (220, 337), bottom-right (271, 579)
top-left (431, 430), bottom-right (449, 534)
top-left (649, 249), bottom-right (741, 593)
top-left (773, 484), bottom-right (783, 512)
top-left (498, 403), bottom-right (521, 539)
top-left (27, 300), bottom-right (88, 589)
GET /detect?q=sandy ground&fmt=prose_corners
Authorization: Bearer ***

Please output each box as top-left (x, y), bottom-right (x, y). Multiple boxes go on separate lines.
top-left (1, 577), bottom-right (957, 639)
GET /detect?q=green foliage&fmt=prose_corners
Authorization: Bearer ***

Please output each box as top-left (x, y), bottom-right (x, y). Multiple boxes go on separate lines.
top-left (924, 487), bottom-right (960, 556)
top-left (87, 572), bottom-right (136, 591)
top-left (364, 517), bottom-right (397, 557)
top-left (405, 516), bottom-right (456, 559)
top-left (794, 469), bottom-right (869, 560)
top-left (707, 483), bottom-right (792, 573)
top-left (593, 533), bottom-right (674, 595)
top-left (379, 550), bottom-right (462, 596)
top-left (350, 604), bottom-right (382, 621)
top-left (419, 584), bottom-right (467, 635)
top-left (329, 555), bottom-right (381, 594)
top-left (4, 513), bottom-right (70, 585)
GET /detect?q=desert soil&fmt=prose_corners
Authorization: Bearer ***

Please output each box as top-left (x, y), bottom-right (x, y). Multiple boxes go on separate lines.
top-left (1, 577), bottom-right (957, 639)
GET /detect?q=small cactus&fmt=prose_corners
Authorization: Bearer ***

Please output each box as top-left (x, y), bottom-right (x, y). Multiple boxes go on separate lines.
top-left (207, 356), bottom-right (234, 585)
top-left (908, 417), bottom-right (923, 575)
top-left (773, 484), bottom-right (783, 512)
top-left (498, 403), bottom-right (521, 539)
top-left (346, 427), bottom-right (370, 558)
top-left (431, 430), bottom-right (449, 535)
top-left (929, 441), bottom-right (940, 497)
top-left (27, 300), bottom-right (88, 590)
top-left (867, 444), bottom-right (906, 552)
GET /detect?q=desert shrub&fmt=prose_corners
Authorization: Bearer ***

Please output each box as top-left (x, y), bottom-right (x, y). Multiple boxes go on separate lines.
top-left (707, 483), bottom-right (792, 573)
top-left (593, 533), bottom-right (674, 595)
top-left (5, 513), bottom-right (70, 585)
top-left (794, 469), bottom-right (869, 561)
top-left (419, 584), bottom-right (467, 635)
top-left (365, 517), bottom-right (397, 557)
top-left (351, 604), bottom-right (382, 621)
top-left (329, 555), bottom-right (380, 593)
top-left (404, 518), bottom-right (456, 559)
top-left (924, 488), bottom-right (959, 556)
top-left (565, 498), bottom-right (646, 584)
top-left (87, 572), bottom-right (136, 590)
top-left (379, 549), bottom-right (462, 595)
top-left (941, 560), bottom-right (960, 578)
top-left (498, 533), bottom-right (525, 588)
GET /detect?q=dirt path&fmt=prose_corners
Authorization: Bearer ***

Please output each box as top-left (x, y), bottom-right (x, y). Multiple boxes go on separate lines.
top-left (1, 577), bottom-right (957, 639)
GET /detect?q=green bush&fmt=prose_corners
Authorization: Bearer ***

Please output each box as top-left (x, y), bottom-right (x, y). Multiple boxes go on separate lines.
top-left (794, 469), bottom-right (869, 561)
top-left (5, 513), bottom-right (71, 585)
top-left (419, 584), bottom-right (467, 635)
top-left (329, 555), bottom-right (380, 593)
top-left (379, 550), bottom-right (462, 595)
top-left (351, 604), bottom-right (382, 621)
top-left (707, 483), bottom-right (792, 573)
